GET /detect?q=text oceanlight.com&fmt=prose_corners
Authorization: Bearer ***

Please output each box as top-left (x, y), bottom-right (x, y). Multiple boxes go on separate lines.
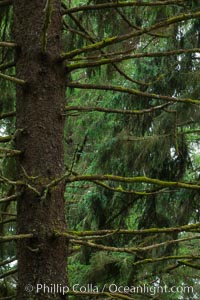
top-left (24, 283), bottom-right (194, 296)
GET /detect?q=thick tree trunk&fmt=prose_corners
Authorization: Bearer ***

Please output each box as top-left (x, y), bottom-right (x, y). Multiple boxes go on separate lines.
top-left (13, 1), bottom-right (67, 299)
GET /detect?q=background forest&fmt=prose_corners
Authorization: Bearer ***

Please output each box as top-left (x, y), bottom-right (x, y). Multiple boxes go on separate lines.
top-left (1, 0), bottom-right (200, 300)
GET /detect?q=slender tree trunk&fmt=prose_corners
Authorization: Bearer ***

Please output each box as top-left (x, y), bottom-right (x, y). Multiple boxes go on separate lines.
top-left (13, 1), bottom-right (67, 299)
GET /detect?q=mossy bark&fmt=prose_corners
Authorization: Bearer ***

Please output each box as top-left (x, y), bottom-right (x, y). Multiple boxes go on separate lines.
top-left (13, 1), bottom-right (67, 299)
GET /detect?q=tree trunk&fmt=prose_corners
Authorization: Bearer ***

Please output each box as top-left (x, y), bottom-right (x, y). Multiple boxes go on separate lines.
top-left (13, 1), bottom-right (67, 299)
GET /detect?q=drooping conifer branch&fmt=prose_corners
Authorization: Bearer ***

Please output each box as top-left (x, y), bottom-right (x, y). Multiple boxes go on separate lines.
top-left (64, 0), bottom-right (185, 14)
top-left (67, 48), bottom-right (200, 70)
top-left (61, 11), bottom-right (200, 60)
top-left (0, 72), bottom-right (25, 85)
top-left (67, 82), bottom-right (200, 105)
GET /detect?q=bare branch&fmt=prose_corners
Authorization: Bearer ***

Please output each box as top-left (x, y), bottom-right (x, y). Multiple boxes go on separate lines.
top-left (0, 234), bottom-right (33, 242)
top-left (0, 42), bottom-right (17, 48)
top-left (67, 48), bottom-right (200, 70)
top-left (0, 193), bottom-right (20, 203)
top-left (92, 180), bottom-right (169, 196)
top-left (58, 234), bottom-right (200, 255)
top-left (64, 0), bottom-right (185, 14)
top-left (67, 82), bottom-right (200, 105)
top-left (65, 102), bottom-right (171, 116)
top-left (0, 72), bottom-right (25, 85)
top-left (68, 222), bottom-right (200, 237)
top-left (0, 147), bottom-right (21, 157)
top-left (67, 174), bottom-right (200, 190)
top-left (67, 237), bottom-right (138, 254)
top-left (0, 176), bottom-right (40, 196)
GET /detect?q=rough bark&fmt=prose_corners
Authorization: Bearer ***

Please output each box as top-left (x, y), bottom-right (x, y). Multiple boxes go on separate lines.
top-left (13, 1), bottom-right (67, 299)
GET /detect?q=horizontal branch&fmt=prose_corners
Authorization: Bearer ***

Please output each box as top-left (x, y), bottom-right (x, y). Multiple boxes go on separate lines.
top-left (67, 174), bottom-right (200, 190)
top-left (0, 0), bottom-right (12, 7)
top-left (65, 102), bottom-right (171, 116)
top-left (0, 72), bottom-right (25, 85)
top-left (64, 0), bottom-right (184, 14)
top-left (67, 82), bottom-right (200, 105)
top-left (67, 48), bottom-right (200, 70)
top-left (0, 41), bottom-right (17, 48)
top-left (60, 11), bottom-right (200, 59)
top-left (68, 222), bottom-right (200, 237)
top-left (0, 233), bottom-right (33, 242)
top-left (0, 111), bottom-right (16, 120)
